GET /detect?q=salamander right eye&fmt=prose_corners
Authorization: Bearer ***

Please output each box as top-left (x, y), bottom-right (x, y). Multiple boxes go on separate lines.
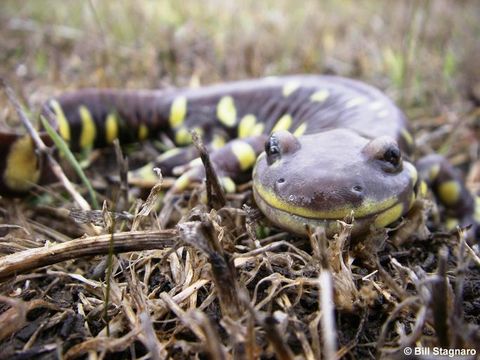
top-left (265, 135), bottom-right (281, 165)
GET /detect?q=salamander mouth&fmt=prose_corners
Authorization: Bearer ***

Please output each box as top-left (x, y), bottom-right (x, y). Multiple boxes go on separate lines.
top-left (253, 183), bottom-right (409, 235)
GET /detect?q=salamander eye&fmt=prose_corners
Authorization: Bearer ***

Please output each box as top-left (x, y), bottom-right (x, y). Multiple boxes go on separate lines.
top-left (265, 135), bottom-right (281, 164)
top-left (383, 145), bottom-right (401, 167)
top-left (363, 136), bottom-right (403, 173)
top-left (264, 131), bottom-right (301, 165)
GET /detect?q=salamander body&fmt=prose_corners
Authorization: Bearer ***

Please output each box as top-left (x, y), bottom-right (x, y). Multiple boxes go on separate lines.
top-left (1, 75), bottom-right (477, 236)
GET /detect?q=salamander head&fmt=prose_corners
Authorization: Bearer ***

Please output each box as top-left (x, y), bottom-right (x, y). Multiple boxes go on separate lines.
top-left (252, 129), bottom-right (417, 236)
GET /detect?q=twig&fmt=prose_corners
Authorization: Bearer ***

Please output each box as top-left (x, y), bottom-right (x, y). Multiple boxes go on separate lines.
top-left (319, 270), bottom-right (338, 360)
top-left (0, 229), bottom-right (179, 282)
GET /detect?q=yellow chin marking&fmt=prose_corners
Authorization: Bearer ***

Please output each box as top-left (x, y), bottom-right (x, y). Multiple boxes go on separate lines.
top-left (4, 136), bottom-right (41, 191)
top-left (138, 123), bottom-right (149, 141)
top-left (105, 113), bottom-right (119, 144)
top-left (49, 100), bottom-right (70, 142)
top-left (253, 180), bottom-right (400, 220)
top-left (282, 81), bottom-right (300, 97)
top-left (78, 105), bottom-right (96, 149)
top-left (438, 180), bottom-right (461, 206)
top-left (169, 96), bottom-right (187, 129)
top-left (373, 203), bottom-right (404, 228)
top-left (253, 187), bottom-right (340, 235)
top-left (293, 123), bottom-right (307, 137)
top-left (238, 114), bottom-right (257, 138)
top-left (310, 89), bottom-right (329, 102)
top-left (272, 114), bottom-right (292, 132)
top-left (231, 141), bottom-right (257, 171)
top-left (217, 96), bottom-right (237, 127)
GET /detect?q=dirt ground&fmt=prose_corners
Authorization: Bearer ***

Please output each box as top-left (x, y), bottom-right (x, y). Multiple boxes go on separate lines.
top-left (0, 1), bottom-right (479, 359)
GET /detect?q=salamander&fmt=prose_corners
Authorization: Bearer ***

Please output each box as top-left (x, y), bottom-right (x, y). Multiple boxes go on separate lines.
top-left (1, 75), bottom-right (478, 237)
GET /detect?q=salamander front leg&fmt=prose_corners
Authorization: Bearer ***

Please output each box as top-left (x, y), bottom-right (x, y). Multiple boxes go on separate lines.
top-left (417, 154), bottom-right (479, 239)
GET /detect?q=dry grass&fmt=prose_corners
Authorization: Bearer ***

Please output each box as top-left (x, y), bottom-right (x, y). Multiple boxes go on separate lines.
top-left (0, 0), bottom-right (480, 359)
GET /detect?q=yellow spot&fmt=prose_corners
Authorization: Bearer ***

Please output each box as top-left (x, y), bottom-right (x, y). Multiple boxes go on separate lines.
top-left (310, 89), bottom-right (329, 102)
top-left (175, 127), bottom-right (191, 145)
top-left (445, 217), bottom-right (459, 230)
top-left (78, 105), bottom-right (96, 149)
top-left (49, 100), bottom-right (70, 142)
top-left (130, 162), bottom-right (157, 182)
top-left (173, 173), bottom-right (191, 191)
top-left (238, 114), bottom-right (257, 138)
top-left (293, 123), bottom-right (307, 137)
top-left (345, 97), bottom-right (367, 108)
top-left (369, 101), bottom-right (384, 110)
top-left (217, 96), bottom-right (237, 127)
top-left (231, 141), bottom-right (257, 171)
top-left (4, 136), bottom-right (40, 191)
top-left (169, 96), bottom-right (187, 129)
top-left (272, 114), bottom-right (292, 132)
top-left (282, 81), bottom-right (300, 97)
top-left (251, 123), bottom-right (265, 136)
top-left (138, 123), bottom-right (149, 141)
top-left (105, 113), bottom-right (119, 144)
top-left (401, 128), bottom-right (414, 147)
top-left (188, 158), bottom-right (203, 167)
top-left (428, 164), bottom-right (440, 182)
top-left (474, 196), bottom-right (480, 223)
top-left (438, 180), bottom-right (461, 206)
top-left (156, 148), bottom-right (182, 163)
top-left (374, 203), bottom-right (404, 228)
top-left (192, 126), bottom-right (204, 138)
top-left (220, 177), bottom-right (236, 193)
top-left (211, 134), bottom-right (226, 149)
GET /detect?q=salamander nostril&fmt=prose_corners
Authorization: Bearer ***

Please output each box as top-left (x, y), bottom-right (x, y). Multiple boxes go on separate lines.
top-left (277, 178), bottom-right (285, 184)
top-left (353, 185), bottom-right (363, 193)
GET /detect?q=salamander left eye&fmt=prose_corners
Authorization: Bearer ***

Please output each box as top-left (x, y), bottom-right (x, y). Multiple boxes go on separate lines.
top-left (383, 145), bottom-right (401, 167)
top-left (265, 135), bottom-right (281, 164)
top-left (363, 136), bottom-right (403, 173)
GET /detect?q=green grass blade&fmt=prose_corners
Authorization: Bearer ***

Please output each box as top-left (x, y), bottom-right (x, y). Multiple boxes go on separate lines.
top-left (40, 115), bottom-right (99, 209)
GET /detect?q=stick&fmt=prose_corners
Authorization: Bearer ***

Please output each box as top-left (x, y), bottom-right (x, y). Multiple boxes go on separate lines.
top-left (0, 229), bottom-right (179, 282)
